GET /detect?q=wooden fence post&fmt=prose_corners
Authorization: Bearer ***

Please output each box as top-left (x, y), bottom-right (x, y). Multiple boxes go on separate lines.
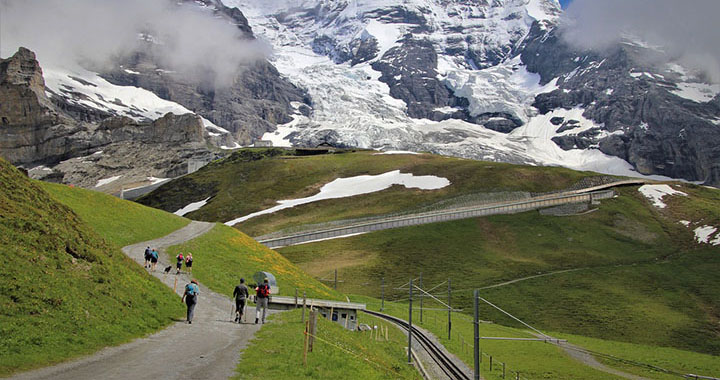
top-left (303, 320), bottom-right (309, 366)
top-left (308, 310), bottom-right (318, 352)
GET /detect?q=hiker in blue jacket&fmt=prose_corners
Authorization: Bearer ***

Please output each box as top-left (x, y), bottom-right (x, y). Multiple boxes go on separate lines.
top-left (150, 249), bottom-right (159, 272)
top-left (182, 279), bottom-right (200, 324)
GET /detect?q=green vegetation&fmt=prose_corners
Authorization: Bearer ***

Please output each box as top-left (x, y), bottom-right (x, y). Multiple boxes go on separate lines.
top-left (42, 182), bottom-right (189, 247)
top-left (137, 148), bottom-right (599, 236)
top-left (165, 223), bottom-right (343, 300)
top-left (235, 309), bottom-right (420, 379)
top-left (355, 296), bottom-right (720, 379)
top-left (0, 159), bottom-right (184, 375)
top-left (280, 184), bottom-right (720, 355)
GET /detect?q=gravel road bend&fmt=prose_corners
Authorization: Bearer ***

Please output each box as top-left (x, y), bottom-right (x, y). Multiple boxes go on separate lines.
top-left (13, 221), bottom-right (271, 380)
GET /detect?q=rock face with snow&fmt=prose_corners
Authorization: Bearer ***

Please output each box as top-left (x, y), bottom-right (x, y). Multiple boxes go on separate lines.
top-left (3, 0), bottom-right (720, 188)
top-left (0, 47), bottom-right (84, 166)
top-left (226, 0), bottom-right (719, 186)
top-left (0, 47), bottom-right (212, 189)
top-left (522, 24), bottom-right (720, 185)
top-left (97, 0), bottom-right (310, 146)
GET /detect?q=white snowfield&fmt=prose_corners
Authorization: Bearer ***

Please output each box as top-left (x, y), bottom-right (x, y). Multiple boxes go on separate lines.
top-left (223, 0), bottom-right (676, 182)
top-left (42, 64), bottom-right (237, 146)
top-left (225, 170), bottom-right (450, 226)
top-left (694, 226), bottom-right (720, 246)
top-left (174, 197), bottom-right (212, 217)
top-left (95, 175), bottom-right (121, 188)
top-left (638, 184), bottom-right (688, 208)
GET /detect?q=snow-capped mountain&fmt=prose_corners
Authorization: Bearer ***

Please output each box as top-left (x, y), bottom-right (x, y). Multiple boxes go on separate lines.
top-left (216, 0), bottom-right (719, 185)
top-left (2, 0), bottom-right (719, 187)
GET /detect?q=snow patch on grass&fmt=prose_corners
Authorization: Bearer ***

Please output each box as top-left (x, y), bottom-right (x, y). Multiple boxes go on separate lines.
top-left (174, 197), bottom-right (212, 217)
top-left (638, 185), bottom-right (687, 208)
top-left (225, 170), bottom-right (450, 225)
top-left (694, 226), bottom-right (718, 245)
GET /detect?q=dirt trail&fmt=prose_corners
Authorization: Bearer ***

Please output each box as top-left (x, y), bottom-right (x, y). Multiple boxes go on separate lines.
top-left (13, 221), bottom-right (271, 380)
top-left (529, 333), bottom-right (648, 380)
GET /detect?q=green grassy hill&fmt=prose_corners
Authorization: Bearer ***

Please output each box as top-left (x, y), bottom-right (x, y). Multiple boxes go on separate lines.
top-left (279, 184), bottom-right (720, 356)
top-left (0, 158), bottom-right (184, 375)
top-left (137, 148), bottom-right (603, 236)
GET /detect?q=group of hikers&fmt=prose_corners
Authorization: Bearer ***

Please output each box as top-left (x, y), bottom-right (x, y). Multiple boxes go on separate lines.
top-left (181, 277), bottom-right (271, 325)
top-left (142, 246), bottom-right (270, 325)
top-left (144, 247), bottom-right (193, 273)
top-left (175, 252), bottom-right (193, 274)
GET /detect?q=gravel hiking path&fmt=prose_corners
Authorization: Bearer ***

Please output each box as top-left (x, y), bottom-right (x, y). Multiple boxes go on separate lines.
top-left (529, 333), bottom-right (649, 380)
top-left (13, 221), bottom-right (274, 380)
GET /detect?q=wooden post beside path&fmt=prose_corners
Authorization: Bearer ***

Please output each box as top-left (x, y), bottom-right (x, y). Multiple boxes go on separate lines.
top-left (303, 320), bottom-right (309, 366)
top-left (308, 310), bottom-right (318, 353)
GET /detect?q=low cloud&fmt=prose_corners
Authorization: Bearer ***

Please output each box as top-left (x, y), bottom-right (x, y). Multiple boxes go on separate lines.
top-left (0, 0), bottom-right (268, 86)
top-left (560, 0), bottom-right (720, 82)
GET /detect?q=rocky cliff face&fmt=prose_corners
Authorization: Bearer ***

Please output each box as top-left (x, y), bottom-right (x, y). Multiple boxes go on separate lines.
top-left (0, 48), bottom-right (85, 166)
top-left (0, 47), bottom-right (213, 190)
top-left (96, 0), bottom-right (310, 146)
top-left (521, 23), bottom-right (720, 185)
top-left (230, 0), bottom-right (720, 186)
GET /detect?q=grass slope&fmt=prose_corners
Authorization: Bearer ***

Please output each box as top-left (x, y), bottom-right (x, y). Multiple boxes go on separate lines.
top-left (165, 223), bottom-right (343, 300)
top-left (137, 148), bottom-right (599, 236)
top-left (279, 184), bottom-right (720, 355)
top-left (236, 309), bottom-right (420, 379)
top-left (356, 296), bottom-right (720, 379)
top-left (0, 159), bottom-right (184, 375)
top-left (42, 182), bottom-right (189, 247)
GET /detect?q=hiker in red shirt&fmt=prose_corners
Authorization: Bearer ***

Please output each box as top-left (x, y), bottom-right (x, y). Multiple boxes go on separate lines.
top-left (255, 278), bottom-right (270, 324)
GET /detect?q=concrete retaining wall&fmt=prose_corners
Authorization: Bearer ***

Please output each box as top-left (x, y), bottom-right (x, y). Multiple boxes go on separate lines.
top-left (259, 190), bottom-right (615, 249)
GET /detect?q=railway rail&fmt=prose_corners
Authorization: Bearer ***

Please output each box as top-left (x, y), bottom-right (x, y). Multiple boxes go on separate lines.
top-left (363, 309), bottom-right (472, 380)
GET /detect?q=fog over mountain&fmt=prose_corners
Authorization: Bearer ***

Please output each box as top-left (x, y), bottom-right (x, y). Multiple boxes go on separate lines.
top-left (0, 0), bottom-right (269, 86)
top-left (561, 0), bottom-right (720, 82)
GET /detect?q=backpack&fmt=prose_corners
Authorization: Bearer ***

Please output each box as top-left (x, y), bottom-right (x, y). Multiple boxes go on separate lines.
top-left (257, 284), bottom-right (270, 298)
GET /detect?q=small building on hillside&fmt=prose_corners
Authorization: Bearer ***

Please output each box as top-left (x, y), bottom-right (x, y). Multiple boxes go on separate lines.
top-left (267, 296), bottom-right (366, 331)
top-left (253, 140), bottom-right (273, 148)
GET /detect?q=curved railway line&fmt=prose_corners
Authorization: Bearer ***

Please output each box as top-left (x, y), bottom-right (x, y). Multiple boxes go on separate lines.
top-left (363, 309), bottom-right (472, 380)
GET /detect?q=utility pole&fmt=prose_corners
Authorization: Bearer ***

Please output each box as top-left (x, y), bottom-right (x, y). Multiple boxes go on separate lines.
top-left (474, 289), bottom-right (480, 380)
top-left (408, 278), bottom-right (413, 364)
top-left (419, 272), bottom-right (423, 323)
top-left (381, 276), bottom-right (385, 312)
top-left (448, 278), bottom-right (452, 340)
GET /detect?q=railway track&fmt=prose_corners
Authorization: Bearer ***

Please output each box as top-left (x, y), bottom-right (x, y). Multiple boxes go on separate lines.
top-left (362, 309), bottom-right (472, 380)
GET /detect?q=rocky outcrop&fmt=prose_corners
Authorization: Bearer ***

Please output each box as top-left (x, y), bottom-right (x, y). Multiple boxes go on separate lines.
top-left (98, 3), bottom-right (310, 146)
top-left (0, 48), bottom-right (85, 166)
top-left (372, 37), bottom-right (468, 122)
top-left (0, 47), bottom-right (214, 192)
top-left (521, 22), bottom-right (720, 186)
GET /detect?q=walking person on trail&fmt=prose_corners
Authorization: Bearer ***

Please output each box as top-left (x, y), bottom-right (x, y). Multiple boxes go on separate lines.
top-left (233, 278), bottom-right (249, 323)
top-left (144, 247), bottom-right (152, 268)
top-left (181, 279), bottom-right (200, 324)
top-left (176, 252), bottom-right (184, 274)
top-left (254, 278), bottom-right (271, 324)
top-left (185, 253), bottom-right (193, 273)
top-left (150, 249), bottom-right (159, 272)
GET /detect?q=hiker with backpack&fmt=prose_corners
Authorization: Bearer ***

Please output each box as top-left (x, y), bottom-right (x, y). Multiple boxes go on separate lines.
top-left (233, 278), bottom-right (249, 323)
top-left (182, 279), bottom-right (200, 324)
top-left (150, 249), bottom-right (159, 272)
top-left (144, 247), bottom-right (152, 268)
top-left (185, 253), bottom-right (193, 273)
top-left (176, 252), bottom-right (184, 274)
top-left (254, 278), bottom-right (271, 324)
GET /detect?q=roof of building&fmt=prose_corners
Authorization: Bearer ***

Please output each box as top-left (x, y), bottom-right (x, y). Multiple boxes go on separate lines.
top-left (269, 296), bottom-right (366, 310)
